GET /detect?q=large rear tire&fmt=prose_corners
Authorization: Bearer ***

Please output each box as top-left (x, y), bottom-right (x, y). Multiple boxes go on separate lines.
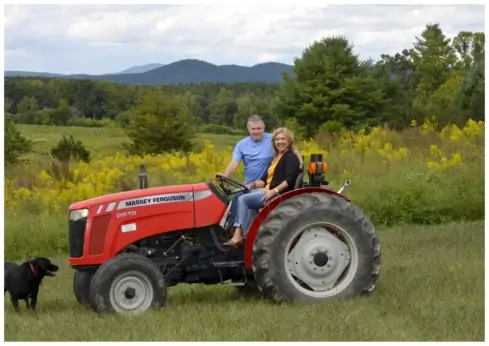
top-left (89, 253), bottom-right (167, 315)
top-left (252, 192), bottom-right (381, 302)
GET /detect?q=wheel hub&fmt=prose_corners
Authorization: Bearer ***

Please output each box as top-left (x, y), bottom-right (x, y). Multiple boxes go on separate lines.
top-left (109, 272), bottom-right (154, 314)
top-left (286, 226), bottom-right (354, 295)
top-left (313, 251), bottom-right (329, 267)
top-left (124, 287), bottom-right (136, 300)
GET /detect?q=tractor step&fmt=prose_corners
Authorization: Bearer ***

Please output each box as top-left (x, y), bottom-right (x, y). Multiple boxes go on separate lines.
top-left (222, 281), bottom-right (246, 287)
top-left (211, 261), bottom-right (244, 268)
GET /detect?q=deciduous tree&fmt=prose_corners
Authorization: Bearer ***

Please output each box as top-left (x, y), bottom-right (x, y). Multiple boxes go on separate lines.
top-left (123, 88), bottom-right (197, 155)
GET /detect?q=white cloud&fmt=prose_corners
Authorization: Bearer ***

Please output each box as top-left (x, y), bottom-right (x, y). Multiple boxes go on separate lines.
top-left (256, 52), bottom-right (283, 63)
top-left (3, 4), bottom-right (485, 74)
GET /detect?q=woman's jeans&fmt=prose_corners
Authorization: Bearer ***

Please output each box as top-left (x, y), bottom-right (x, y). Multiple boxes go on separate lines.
top-left (232, 188), bottom-right (266, 238)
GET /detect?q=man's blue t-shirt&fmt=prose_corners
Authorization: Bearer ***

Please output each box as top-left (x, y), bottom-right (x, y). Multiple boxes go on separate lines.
top-left (232, 133), bottom-right (275, 184)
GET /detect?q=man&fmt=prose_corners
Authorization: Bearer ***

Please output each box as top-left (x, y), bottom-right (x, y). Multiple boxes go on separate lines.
top-left (219, 115), bottom-right (303, 229)
top-left (222, 115), bottom-right (276, 186)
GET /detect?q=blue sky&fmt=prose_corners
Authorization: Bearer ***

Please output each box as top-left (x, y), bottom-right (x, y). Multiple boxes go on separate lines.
top-left (4, 4), bottom-right (485, 75)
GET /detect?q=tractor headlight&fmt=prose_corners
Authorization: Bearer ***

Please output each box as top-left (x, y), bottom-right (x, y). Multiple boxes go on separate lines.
top-left (69, 209), bottom-right (89, 221)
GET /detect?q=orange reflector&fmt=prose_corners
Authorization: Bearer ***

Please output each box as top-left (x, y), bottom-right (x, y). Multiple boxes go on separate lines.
top-left (308, 162), bottom-right (328, 175)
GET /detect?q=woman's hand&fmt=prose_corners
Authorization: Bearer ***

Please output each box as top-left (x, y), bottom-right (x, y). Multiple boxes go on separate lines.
top-left (261, 189), bottom-right (278, 202)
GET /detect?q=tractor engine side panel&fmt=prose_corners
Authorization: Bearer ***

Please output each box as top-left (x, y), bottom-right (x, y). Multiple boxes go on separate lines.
top-left (71, 190), bottom-right (196, 266)
top-left (192, 183), bottom-right (229, 228)
top-left (108, 209), bottom-right (194, 259)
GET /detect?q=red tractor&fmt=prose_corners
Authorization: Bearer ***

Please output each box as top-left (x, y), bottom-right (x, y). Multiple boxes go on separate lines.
top-left (68, 154), bottom-right (381, 315)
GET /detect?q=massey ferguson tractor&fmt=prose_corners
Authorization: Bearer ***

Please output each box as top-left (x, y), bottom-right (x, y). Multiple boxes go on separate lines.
top-left (68, 154), bottom-right (381, 315)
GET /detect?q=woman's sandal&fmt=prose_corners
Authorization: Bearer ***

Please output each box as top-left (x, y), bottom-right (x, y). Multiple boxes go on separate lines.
top-left (223, 238), bottom-right (244, 247)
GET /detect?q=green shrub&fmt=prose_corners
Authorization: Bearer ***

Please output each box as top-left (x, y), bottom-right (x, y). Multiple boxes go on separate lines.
top-left (50, 135), bottom-right (91, 163)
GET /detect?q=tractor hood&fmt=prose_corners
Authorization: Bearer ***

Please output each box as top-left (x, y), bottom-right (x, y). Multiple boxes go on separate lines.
top-left (68, 184), bottom-right (200, 212)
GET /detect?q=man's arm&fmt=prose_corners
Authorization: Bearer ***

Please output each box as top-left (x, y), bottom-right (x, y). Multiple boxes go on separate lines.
top-left (223, 160), bottom-right (239, 177)
top-left (223, 142), bottom-right (243, 177)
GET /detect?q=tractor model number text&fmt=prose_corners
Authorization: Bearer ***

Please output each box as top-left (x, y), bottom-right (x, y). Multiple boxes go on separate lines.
top-left (117, 211), bottom-right (136, 218)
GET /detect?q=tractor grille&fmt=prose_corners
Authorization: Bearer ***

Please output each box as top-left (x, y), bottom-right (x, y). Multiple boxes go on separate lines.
top-left (69, 218), bottom-right (87, 258)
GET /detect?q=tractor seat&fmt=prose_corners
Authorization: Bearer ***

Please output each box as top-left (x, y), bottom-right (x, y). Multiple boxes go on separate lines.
top-left (294, 173), bottom-right (304, 189)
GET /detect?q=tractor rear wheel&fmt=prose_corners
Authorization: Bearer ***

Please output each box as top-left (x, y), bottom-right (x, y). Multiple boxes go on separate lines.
top-left (89, 253), bottom-right (167, 315)
top-left (252, 192), bottom-right (381, 302)
top-left (73, 269), bottom-right (94, 305)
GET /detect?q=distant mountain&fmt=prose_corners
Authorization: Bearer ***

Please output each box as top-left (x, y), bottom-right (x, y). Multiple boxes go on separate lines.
top-left (4, 59), bottom-right (294, 85)
top-left (4, 71), bottom-right (65, 78)
top-left (118, 63), bottom-right (164, 74)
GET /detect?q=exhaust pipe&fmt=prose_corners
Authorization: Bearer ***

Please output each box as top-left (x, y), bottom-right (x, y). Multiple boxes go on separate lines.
top-left (337, 179), bottom-right (351, 194)
top-left (139, 164), bottom-right (148, 189)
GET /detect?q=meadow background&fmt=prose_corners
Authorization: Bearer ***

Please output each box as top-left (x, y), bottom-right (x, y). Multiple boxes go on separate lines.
top-left (3, 24), bottom-right (485, 341)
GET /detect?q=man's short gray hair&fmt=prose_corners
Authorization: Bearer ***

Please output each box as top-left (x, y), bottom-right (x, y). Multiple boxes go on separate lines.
top-left (247, 115), bottom-right (265, 128)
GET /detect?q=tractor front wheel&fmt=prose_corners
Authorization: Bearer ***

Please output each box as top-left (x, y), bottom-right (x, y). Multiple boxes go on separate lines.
top-left (73, 269), bottom-right (94, 305)
top-left (89, 253), bottom-right (167, 315)
top-left (252, 192), bottom-right (381, 302)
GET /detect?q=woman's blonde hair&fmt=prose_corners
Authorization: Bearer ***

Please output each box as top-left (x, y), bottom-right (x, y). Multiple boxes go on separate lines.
top-left (271, 127), bottom-right (295, 155)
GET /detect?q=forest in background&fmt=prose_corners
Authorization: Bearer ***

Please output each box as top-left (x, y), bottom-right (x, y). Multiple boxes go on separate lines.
top-left (4, 24), bottom-right (484, 154)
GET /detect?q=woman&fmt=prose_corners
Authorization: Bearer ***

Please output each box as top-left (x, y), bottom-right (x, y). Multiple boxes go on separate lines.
top-left (224, 127), bottom-right (301, 246)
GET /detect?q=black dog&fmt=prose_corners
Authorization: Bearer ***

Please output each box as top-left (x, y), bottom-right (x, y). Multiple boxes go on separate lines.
top-left (4, 257), bottom-right (59, 312)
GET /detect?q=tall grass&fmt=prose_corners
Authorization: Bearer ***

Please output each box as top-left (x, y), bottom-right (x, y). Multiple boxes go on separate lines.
top-left (4, 120), bottom-right (484, 260)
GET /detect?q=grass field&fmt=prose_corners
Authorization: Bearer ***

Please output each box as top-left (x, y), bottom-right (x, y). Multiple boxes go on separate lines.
top-left (4, 221), bottom-right (485, 342)
top-left (5, 122), bottom-right (485, 341)
top-left (16, 124), bottom-right (242, 160)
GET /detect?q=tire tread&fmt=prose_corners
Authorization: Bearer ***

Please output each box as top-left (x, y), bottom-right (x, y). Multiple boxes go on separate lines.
top-left (252, 192), bottom-right (382, 302)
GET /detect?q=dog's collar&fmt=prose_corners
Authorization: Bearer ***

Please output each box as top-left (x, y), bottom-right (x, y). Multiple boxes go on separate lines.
top-left (29, 263), bottom-right (42, 286)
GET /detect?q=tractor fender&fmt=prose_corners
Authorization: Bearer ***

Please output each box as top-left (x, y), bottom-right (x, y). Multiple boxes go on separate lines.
top-left (243, 187), bottom-right (350, 269)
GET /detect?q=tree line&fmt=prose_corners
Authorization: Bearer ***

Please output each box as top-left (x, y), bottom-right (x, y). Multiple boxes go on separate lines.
top-left (4, 77), bottom-right (280, 133)
top-left (4, 23), bottom-right (485, 158)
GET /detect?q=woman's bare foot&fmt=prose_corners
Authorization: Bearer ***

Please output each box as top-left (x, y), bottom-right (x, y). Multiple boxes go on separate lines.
top-left (223, 228), bottom-right (244, 246)
top-left (227, 226), bottom-right (236, 238)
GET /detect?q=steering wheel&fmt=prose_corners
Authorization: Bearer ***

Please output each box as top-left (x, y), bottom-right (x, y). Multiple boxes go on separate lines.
top-left (215, 174), bottom-right (250, 195)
